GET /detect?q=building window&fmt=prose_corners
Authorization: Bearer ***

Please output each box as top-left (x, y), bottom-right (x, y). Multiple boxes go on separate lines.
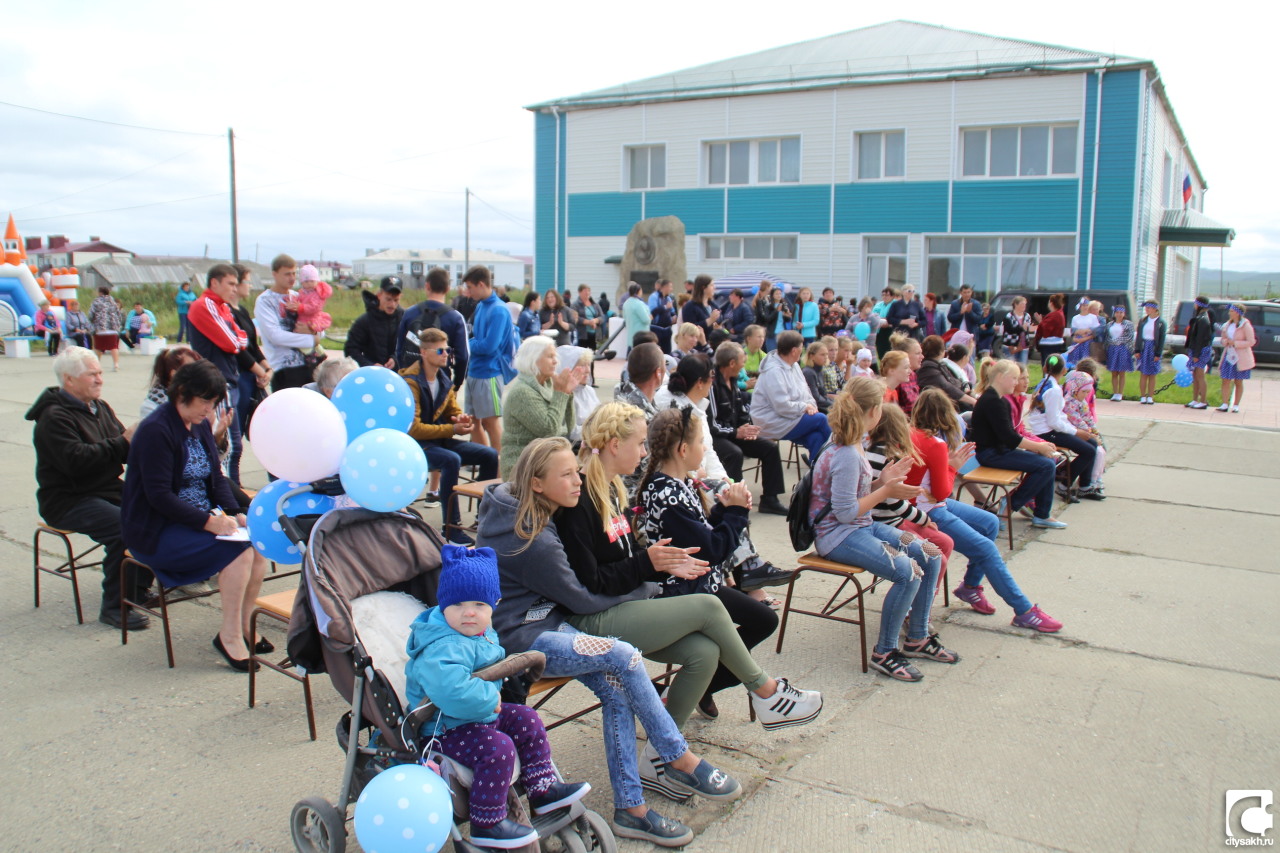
top-left (864, 237), bottom-right (907, 294)
top-left (927, 235), bottom-right (1075, 298)
top-left (856, 131), bottom-right (905, 179)
top-left (702, 234), bottom-right (798, 261)
top-left (627, 145), bottom-right (666, 190)
top-left (397, 264), bottom-right (404, 273)
top-left (961, 124), bottom-right (1077, 178)
top-left (706, 138), bottom-right (800, 185)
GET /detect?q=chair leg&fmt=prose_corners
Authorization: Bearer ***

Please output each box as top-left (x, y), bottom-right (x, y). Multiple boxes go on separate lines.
top-left (775, 572), bottom-right (801, 654)
top-left (853, 575), bottom-right (869, 674)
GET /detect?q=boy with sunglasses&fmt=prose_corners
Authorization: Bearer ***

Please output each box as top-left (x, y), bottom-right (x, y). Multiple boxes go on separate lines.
top-left (401, 328), bottom-right (499, 544)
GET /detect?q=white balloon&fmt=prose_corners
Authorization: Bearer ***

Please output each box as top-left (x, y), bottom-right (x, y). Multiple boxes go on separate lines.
top-left (248, 388), bottom-right (347, 482)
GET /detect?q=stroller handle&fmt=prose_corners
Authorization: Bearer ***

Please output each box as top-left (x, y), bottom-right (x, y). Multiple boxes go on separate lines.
top-left (278, 476), bottom-right (344, 553)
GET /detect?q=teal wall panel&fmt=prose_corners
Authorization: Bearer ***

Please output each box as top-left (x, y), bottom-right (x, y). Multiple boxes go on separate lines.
top-left (952, 180), bottom-right (1079, 232)
top-left (833, 183), bottom-right (948, 233)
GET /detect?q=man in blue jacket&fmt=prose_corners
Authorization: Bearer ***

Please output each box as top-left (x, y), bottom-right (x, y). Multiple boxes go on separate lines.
top-left (724, 289), bottom-right (754, 341)
top-left (948, 284), bottom-right (982, 336)
top-left (463, 266), bottom-right (517, 451)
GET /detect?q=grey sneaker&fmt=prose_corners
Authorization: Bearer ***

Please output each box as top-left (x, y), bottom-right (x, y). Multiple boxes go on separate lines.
top-left (749, 677), bottom-right (823, 730)
top-left (663, 759), bottom-right (742, 801)
top-left (639, 744), bottom-right (693, 802)
top-left (613, 808), bottom-right (694, 848)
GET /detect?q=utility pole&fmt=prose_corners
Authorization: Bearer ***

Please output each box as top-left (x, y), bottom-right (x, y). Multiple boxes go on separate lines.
top-left (464, 187), bottom-right (470, 278)
top-left (228, 128), bottom-right (239, 263)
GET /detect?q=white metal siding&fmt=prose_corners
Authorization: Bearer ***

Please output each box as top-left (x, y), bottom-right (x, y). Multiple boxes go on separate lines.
top-left (835, 83), bottom-right (953, 181)
top-left (953, 75), bottom-right (1085, 127)
top-left (566, 109), bottom-right (644, 194)
top-left (565, 236), bottom-right (629, 295)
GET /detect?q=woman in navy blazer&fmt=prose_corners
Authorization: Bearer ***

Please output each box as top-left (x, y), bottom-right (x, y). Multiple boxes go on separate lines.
top-left (121, 360), bottom-right (268, 671)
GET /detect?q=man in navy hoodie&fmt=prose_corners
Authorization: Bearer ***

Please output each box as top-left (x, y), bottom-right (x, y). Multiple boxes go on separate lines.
top-left (402, 328), bottom-right (498, 544)
top-left (463, 266), bottom-right (517, 451)
top-left (396, 267), bottom-right (469, 383)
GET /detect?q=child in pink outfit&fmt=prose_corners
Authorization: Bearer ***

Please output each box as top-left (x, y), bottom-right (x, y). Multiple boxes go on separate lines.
top-left (282, 264), bottom-right (333, 334)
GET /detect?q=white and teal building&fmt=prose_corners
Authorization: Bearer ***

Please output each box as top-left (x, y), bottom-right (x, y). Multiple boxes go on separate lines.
top-left (529, 20), bottom-right (1233, 308)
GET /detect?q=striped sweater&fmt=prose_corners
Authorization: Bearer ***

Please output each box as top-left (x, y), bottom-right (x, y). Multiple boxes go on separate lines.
top-left (863, 443), bottom-right (930, 528)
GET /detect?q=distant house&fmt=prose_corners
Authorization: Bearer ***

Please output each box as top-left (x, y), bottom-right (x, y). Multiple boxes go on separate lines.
top-left (528, 20), bottom-right (1234, 311)
top-left (352, 248), bottom-right (524, 290)
top-left (27, 236), bottom-right (134, 270)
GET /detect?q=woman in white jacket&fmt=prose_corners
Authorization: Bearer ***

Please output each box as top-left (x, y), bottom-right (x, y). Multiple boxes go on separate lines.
top-left (750, 331), bottom-right (831, 463)
top-left (1024, 353), bottom-right (1099, 499)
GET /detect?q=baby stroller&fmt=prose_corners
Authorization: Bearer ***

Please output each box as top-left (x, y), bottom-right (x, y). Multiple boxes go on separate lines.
top-left (282, 498), bottom-right (615, 853)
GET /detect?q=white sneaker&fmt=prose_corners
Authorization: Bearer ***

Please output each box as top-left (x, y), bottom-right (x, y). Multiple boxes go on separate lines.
top-left (1110, 394), bottom-right (1123, 402)
top-left (1231, 405), bottom-right (1240, 413)
top-left (1217, 404), bottom-right (1230, 412)
top-left (750, 678), bottom-right (823, 731)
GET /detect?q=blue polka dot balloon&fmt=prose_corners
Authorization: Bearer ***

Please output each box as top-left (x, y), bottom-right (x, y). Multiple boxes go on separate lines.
top-left (331, 365), bottom-right (416, 442)
top-left (354, 763), bottom-right (453, 853)
top-left (339, 429), bottom-right (429, 513)
top-left (247, 479), bottom-right (337, 564)
top-left (1174, 369), bottom-right (1194, 387)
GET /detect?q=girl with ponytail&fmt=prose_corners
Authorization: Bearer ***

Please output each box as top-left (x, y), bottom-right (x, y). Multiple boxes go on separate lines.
top-left (1025, 353), bottom-right (1099, 499)
top-left (637, 408), bottom-right (778, 720)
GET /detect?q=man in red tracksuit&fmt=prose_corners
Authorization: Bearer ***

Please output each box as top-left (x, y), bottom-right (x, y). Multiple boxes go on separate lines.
top-left (188, 264), bottom-right (249, 481)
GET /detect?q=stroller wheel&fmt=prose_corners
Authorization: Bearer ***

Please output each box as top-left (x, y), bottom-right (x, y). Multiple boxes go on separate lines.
top-left (576, 810), bottom-right (618, 853)
top-left (556, 827), bottom-right (589, 853)
top-left (291, 796), bottom-right (347, 853)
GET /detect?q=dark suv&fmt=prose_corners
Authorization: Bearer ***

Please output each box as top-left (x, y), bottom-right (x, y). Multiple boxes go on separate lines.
top-left (1168, 299), bottom-right (1280, 364)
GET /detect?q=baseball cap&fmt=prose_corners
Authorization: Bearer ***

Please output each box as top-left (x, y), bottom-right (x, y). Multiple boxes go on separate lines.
top-left (380, 276), bottom-right (403, 294)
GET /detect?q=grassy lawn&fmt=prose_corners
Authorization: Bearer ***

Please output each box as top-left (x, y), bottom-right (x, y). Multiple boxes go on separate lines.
top-left (1023, 362), bottom-right (1223, 407)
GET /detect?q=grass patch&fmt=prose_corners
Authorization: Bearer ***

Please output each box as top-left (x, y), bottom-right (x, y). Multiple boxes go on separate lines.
top-left (1023, 362), bottom-right (1223, 407)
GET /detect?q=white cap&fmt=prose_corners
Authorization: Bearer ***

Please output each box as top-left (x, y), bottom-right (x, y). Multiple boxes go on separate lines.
top-left (856, 348), bottom-right (872, 362)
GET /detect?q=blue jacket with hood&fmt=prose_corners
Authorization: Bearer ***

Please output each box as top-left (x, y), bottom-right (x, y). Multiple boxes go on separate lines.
top-left (404, 606), bottom-right (505, 733)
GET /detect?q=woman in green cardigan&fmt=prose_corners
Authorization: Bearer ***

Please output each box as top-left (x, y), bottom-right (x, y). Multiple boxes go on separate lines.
top-left (499, 336), bottom-right (586, 478)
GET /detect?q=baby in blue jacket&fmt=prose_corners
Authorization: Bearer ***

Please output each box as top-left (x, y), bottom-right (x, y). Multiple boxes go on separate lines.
top-left (405, 544), bottom-right (590, 850)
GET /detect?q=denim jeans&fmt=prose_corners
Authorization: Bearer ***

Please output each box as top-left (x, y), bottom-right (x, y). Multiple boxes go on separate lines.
top-left (820, 522), bottom-right (942, 655)
top-left (225, 383), bottom-right (244, 486)
top-left (927, 499), bottom-right (1032, 615)
top-left (975, 447), bottom-right (1056, 519)
top-left (422, 439), bottom-right (499, 527)
top-left (530, 625), bottom-right (688, 810)
top-left (783, 412), bottom-right (832, 461)
top-left (1036, 430), bottom-right (1097, 488)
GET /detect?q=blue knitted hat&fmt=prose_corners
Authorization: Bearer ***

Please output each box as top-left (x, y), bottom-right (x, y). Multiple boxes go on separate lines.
top-left (436, 544), bottom-right (500, 609)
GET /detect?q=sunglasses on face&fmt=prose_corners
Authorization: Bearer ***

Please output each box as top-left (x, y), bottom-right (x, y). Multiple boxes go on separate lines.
top-left (430, 347), bottom-right (453, 356)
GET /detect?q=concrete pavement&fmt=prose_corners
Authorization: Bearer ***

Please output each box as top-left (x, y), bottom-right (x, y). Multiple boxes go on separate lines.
top-left (0, 350), bottom-right (1275, 852)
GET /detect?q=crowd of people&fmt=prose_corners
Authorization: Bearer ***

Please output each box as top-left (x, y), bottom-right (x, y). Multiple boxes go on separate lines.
top-left (22, 268), bottom-right (1263, 850)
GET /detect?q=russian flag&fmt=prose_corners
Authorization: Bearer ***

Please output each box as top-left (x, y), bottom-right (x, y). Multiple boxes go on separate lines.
top-left (1182, 175), bottom-right (1192, 207)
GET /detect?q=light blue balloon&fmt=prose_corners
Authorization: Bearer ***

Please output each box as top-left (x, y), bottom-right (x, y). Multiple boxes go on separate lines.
top-left (1174, 369), bottom-right (1194, 388)
top-left (247, 479), bottom-right (337, 564)
top-left (1171, 353), bottom-right (1190, 371)
top-left (854, 321), bottom-right (871, 341)
top-left (18, 314), bottom-right (32, 329)
top-left (354, 763), bottom-right (453, 853)
top-left (331, 365), bottom-right (416, 442)
top-left (339, 429), bottom-right (429, 513)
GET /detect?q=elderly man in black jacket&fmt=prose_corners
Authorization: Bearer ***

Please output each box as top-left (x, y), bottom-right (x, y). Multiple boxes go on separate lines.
top-left (345, 277), bottom-right (404, 368)
top-left (26, 346), bottom-right (152, 629)
top-left (709, 341), bottom-right (788, 516)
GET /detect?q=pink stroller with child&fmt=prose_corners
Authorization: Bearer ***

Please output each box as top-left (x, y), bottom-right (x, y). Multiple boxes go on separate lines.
top-left (281, 499), bottom-right (615, 853)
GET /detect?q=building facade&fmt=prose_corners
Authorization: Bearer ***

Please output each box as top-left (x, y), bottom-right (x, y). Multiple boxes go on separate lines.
top-left (530, 21), bottom-right (1231, 309)
top-left (352, 248), bottom-right (525, 291)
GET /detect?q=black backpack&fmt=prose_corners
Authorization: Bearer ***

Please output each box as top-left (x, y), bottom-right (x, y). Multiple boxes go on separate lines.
top-left (786, 441), bottom-right (832, 551)
top-left (400, 303), bottom-right (447, 365)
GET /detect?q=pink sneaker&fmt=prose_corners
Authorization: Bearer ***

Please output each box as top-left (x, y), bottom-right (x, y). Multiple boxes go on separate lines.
top-left (1011, 605), bottom-right (1062, 633)
top-left (952, 584), bottom-right (996, 615)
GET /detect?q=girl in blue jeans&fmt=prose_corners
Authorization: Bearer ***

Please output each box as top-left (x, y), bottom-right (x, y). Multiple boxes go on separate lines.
top-left (810, 376), bottom-right (955, 682)
top-left (478, 437), bottom-right (755, 848)
top-left (908, 387), bottom-right (1063, 633)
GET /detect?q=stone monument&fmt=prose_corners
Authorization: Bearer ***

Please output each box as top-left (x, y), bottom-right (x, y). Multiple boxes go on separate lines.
top-left (618, 216), bottom-right (686, 299)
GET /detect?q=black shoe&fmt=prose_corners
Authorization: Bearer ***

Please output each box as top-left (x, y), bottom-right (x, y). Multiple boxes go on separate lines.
top-left (696, 692), bottom-right (720, 720)
top-left (100, 609), bottom-right (149, 630)
top-left (446, 529), bottom-right (475, 546)
top-left (212, 635), bottom-right (258, 672)
top-left (247, 635), bottom-right (275, 654)
top-left (469, 818), bottom-right (539, 849)
top-left (739, 562), bottom-right (797, 590)
top-left (528, 780), bottom-right (591, 815)
top-left (757, 495), bottom-right (788, 516)
top-left (422, 490), bottom-right (441, 506)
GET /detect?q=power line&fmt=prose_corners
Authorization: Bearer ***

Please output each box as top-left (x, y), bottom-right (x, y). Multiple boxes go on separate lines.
top-left (20, 190), bottom-right (229, 223)
top-left (11, 142), bottom-right (214, 213)
top-left (0, 98), bottom-right (222, 137)
top-left (469, 192), bottom-right (533, 229)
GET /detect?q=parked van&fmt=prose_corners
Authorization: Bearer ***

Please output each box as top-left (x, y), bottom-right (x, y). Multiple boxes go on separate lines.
top-left (1168, 299), bottom-right (1280, 364)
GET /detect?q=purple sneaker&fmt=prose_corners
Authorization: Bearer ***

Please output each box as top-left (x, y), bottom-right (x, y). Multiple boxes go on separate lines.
top-left (952, 584), bottom-right (996, 615)
top-left (1011, 605), bottom-right (1063, 633)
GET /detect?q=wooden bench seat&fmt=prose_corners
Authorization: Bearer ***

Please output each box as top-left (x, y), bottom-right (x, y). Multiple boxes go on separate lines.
top-left (444, 478), bottom-right (502, 539)
top-left (249, 588), bottom-right (316, 740)
top-left (776, 552), bottom-right (884, 673)
top-left (953, 466), bottom-right (1023, 548)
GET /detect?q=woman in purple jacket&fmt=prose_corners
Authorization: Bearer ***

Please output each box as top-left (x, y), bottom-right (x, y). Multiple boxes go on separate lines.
top-left (121, 360), bottom-right (269, 671)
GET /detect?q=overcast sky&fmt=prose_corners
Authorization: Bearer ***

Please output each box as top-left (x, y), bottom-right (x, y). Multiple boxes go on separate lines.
top-left (2, 0), bottom-right (1275, 273)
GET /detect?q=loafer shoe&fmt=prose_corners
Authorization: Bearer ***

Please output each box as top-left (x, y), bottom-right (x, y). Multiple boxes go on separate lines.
top-left (100, 609), bottom-right (149, 630)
